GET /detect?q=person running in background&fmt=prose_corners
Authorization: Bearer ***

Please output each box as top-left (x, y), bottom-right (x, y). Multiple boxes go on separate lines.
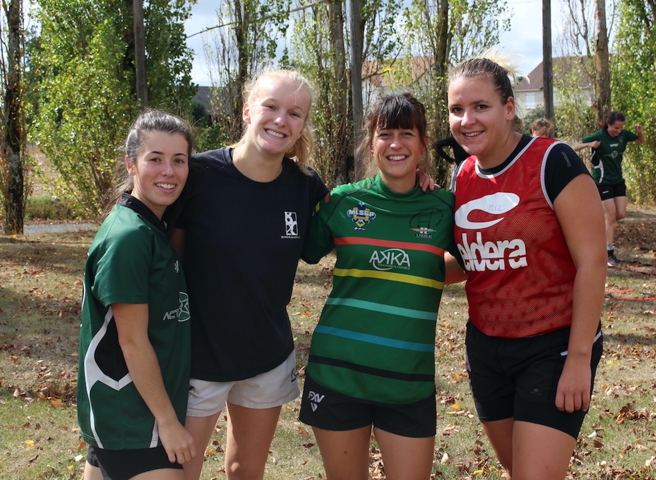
top-left (447, 54), bottom-right (606, 480)
top-left (299, 93), bottom-right (460, 480)
top-left (530, 117), bottom-right (554, 138)
top-left (78, 110), bottom-right (195, 480)
top-left (174, 69), bottom-right (329, 480)
top-left (573, 111), bottom-right (645, 266)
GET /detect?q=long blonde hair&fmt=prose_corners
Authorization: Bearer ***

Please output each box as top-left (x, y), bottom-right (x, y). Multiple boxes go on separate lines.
top-left (231, 69), bottom-right (315, 175)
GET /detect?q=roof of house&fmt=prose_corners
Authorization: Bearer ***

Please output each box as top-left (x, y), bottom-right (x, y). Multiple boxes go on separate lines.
top-left (515, 56), bottom-right (593, 92)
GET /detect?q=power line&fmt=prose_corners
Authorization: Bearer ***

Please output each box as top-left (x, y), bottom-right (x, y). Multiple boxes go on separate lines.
top-left (186, 0), bottom-right (330, 39)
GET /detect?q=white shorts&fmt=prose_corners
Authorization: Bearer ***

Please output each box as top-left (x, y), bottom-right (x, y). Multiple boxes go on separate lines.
top-left (186, 351), bottom-right (300, 417)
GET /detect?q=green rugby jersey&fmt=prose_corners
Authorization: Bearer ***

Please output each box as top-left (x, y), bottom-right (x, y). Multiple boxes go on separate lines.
top-left (582, 129), bottom-right (638, 185)
top-left (77, 198), bottom-right (190, 450)
top-left (303, 175), bottom-right (458, 405)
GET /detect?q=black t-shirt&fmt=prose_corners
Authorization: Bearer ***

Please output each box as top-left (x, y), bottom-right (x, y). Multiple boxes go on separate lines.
top-left (178, 148), bottom-right (329, 381)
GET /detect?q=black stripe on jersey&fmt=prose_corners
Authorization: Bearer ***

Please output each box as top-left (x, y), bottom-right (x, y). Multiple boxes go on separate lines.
top-left (309, 355), bottom-right (434, 383)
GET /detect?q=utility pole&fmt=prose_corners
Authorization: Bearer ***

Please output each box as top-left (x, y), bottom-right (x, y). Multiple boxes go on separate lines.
top-left (542, 0), bottom-right (554, 132)
top-left (133, 0), bottom-right (148, 108)
top-left (348, 0), bottom-right (364, 179)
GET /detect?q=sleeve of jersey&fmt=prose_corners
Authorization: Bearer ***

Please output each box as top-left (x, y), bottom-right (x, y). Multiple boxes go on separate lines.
top-left (544, 143), bottom-right (591, 204)
top-left (91, 227), bottom-right (152, 307)
top-left (581, 131), bottom-right (600, 144)
top-left (301, 191), bottom-right (336, 264)
top-left (624, 130), bottom-right (639, 142)
top-left (436, 191), bottom-right (465, 270)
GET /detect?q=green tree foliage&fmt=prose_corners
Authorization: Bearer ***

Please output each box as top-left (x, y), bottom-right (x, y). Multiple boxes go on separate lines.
top-left (611, 0), bottom-right (656, 203)
top-left (30, 0), bottom-right (195, 216)
top-left (142, 0), bottom-right (197, 113)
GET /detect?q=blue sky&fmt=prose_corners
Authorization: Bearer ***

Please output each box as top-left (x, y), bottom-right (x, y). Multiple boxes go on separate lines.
top-left (185, 0), bottom-right (568, 86)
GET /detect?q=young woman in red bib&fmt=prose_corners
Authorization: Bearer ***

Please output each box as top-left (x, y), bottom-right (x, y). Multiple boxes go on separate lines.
top-left (445, 54), bottom-right (607, 480)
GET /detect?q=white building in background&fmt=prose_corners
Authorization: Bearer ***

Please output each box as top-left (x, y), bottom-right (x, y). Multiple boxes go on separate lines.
top-left (514, 56), bottom-right (595, 112)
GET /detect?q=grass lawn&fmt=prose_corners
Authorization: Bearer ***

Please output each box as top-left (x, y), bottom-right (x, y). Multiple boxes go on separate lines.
top-left (0, 205), bottom-right (655, 479)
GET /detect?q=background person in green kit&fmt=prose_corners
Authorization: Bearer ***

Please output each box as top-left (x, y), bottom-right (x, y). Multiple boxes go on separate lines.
top-left (298, 93), bottom-right (461, 480)
top-left (574, 111), bottom-right (645, 266)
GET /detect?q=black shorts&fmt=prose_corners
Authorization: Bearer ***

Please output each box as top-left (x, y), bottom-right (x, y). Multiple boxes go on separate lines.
top-left (86, 445), bottom-right (183, 480)
top-left (465, 321), bottom-right (603, 439)
top-left (299, 374), bottom-right (436, 438)
top-left (597, 181), bottom-right (626, 200)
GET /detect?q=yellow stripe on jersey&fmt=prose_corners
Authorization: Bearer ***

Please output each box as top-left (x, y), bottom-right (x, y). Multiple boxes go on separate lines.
top-left (333, 268), bottom-right (444, 290)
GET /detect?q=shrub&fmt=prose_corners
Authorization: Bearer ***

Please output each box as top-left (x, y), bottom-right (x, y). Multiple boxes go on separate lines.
top-left (25, 196), bottom-right (76, 221)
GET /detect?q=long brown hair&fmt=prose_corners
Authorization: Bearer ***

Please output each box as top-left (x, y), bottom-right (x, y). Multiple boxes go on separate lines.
top-left (105, 109), bottom-right (193, 225)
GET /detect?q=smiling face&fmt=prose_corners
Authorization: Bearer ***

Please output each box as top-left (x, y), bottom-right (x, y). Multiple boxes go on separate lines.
top-left (242, 76), bottom-right (312, 160)
top-left (127, 131), bottom-right (189, 219)
top-left (606, 120), bottom-right (624, 138)
top-left (448, 75), bottom-right (516, 166)
top-left (372, 126), bottom-right (425, 193)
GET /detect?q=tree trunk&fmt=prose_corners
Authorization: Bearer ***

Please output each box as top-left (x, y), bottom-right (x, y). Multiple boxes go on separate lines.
top-left (328, 0), bottom-right (351, 184)
top-left (2, 0), bottom-right (25, 235)
top-left (594, 0), bottom-right (610, 125)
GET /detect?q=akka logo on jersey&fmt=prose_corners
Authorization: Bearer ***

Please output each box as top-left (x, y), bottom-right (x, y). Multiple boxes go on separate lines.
top-left (281, 211), bottom-right (300, 239)
top-left (307, 390), bottom-right (325, 412)
top-left (347, 202), bottom-right (377, 230)
top-left (369, 248), bottom-right (410, 271)
top-left (455, 192), bottom-right (528, 272)
top-left (409, 209), bottom-right (444, 239)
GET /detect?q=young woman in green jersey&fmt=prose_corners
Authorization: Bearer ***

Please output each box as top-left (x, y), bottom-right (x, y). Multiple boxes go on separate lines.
top-left (573, 111), bottom-right (644, 266)
top-left (78, 110), bottom-right (196, 480)
top-left (298, 93), bottom-right (460, 480)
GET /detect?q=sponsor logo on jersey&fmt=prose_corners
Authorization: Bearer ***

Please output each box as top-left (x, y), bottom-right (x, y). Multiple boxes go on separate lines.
top-left (409, 209), bottom-right (444, 239)
top-left (177, 291), bottom-right (190, 322)
top-left (281, 211), bottom-right (301, 239)
top-left (163, 291), bottom-right (191, 322)
top-left (455, 192), bottom-right (527, 272)
top-left (308, 390), bottom-right (325, 412)
top-left (174, 260), bottom-right (180, 273)
top-left (347, 202), bottom-right (376, 231)
top-left (369, 248), bottom-right (410, 271)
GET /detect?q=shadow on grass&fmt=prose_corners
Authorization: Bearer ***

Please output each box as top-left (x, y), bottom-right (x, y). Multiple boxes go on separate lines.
top-left (602, 331), bottom-right (656, 346)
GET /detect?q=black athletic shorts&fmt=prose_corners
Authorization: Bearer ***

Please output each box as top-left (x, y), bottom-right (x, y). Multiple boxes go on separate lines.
top-left (597, 180), bottom-right (626, 201)
top-left (86, 445), bottom-right (182, 480)
top-left (299, 374), bottom-right (437, 438)
top-left (465, 321), bottom-right (603, 439)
